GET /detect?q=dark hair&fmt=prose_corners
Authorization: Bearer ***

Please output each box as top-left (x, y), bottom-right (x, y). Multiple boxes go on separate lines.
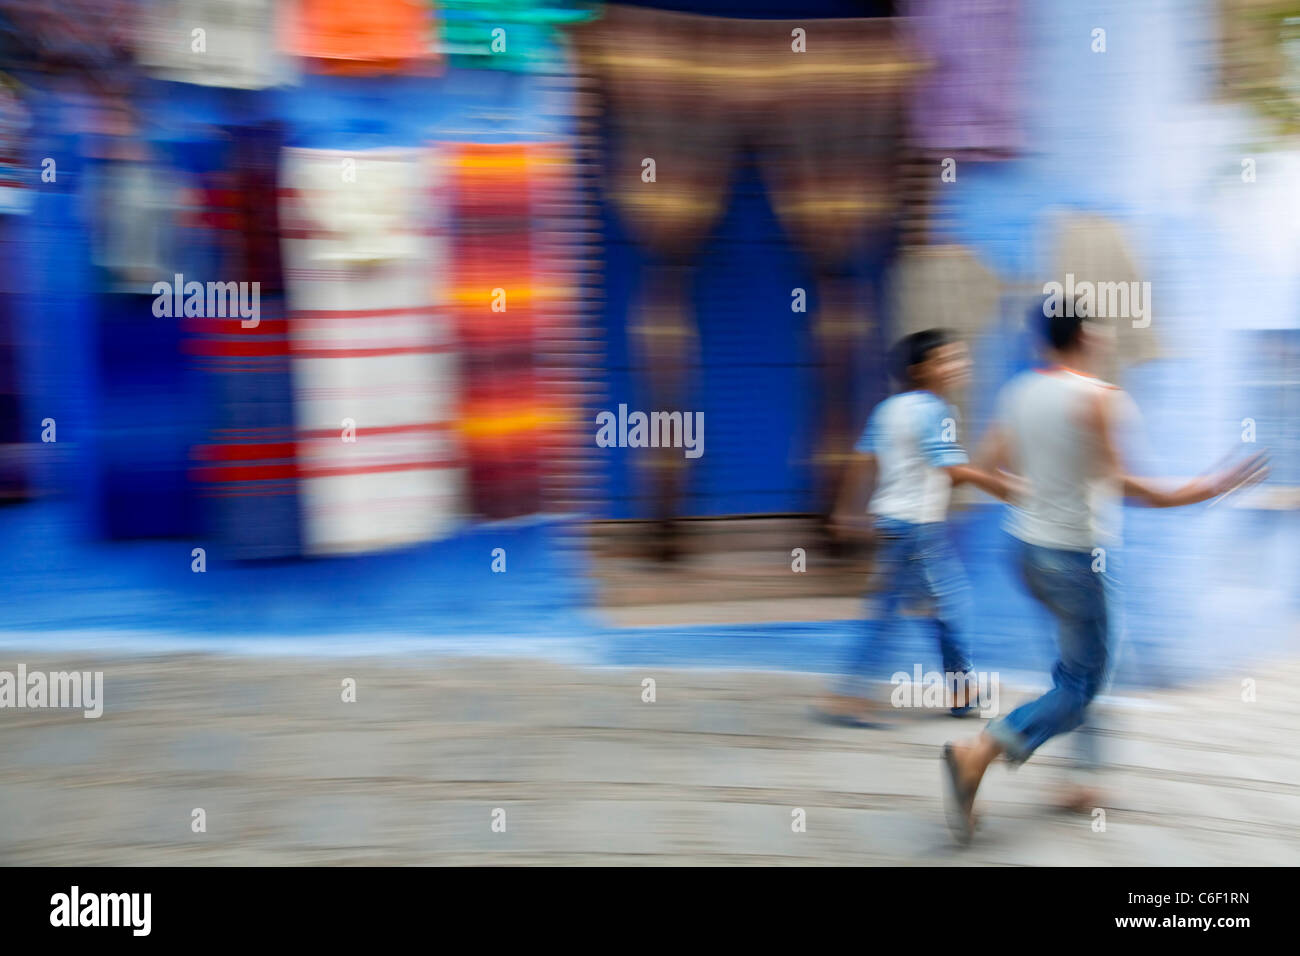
top-left (1036, 292), bottom-right (1089, 352)
top-left (892, 328), bottom-right (957, 387)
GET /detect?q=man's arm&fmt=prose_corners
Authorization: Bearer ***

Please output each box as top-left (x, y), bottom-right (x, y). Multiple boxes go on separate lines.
top-left (1091, 388), bottom-right (1268, 508)
top-left (1120, 462), bottom-right (1268, 508)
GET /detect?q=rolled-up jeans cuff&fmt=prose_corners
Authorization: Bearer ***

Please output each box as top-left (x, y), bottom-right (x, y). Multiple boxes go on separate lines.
top-left (986, 719), bottom-right (1032, 766)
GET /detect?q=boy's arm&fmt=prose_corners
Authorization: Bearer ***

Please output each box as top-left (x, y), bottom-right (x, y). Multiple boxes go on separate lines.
top-left (831, 452), bottom-right (877, 536)
top-left (944, 462), bottom-right (1016, 502)
top-left (949, 421), bottom-right (1021, 501)
top-left (833, 405), bottom-right (882, 537)
top-left (914, 393), bottom-right (1018, 503)
top-left (1091, 389), bottom-right (1268, 508)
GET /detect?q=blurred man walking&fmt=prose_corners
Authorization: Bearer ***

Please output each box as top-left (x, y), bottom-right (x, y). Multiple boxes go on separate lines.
top-left (940, 299), bottom-right (1266, 843)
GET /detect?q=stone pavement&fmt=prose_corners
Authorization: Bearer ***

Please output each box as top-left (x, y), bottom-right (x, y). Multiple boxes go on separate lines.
top-left (1, 653), bottom-right (1297, 865)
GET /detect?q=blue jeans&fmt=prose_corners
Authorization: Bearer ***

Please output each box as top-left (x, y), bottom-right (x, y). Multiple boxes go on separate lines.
top-left (836, 516), bottom-right (973, 698)
top-left (987, 539), bottom-right (1111, 764)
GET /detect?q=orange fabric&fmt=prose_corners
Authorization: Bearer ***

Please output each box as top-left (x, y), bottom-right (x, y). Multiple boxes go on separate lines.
top-left (288, 0), bottom-right (437, 75)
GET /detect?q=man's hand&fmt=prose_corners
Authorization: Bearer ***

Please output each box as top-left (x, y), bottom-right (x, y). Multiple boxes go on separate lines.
top-left (1125, 450), bottom-right (1270, 508)
top-left (1207, 451), bottom-right (1270, 500)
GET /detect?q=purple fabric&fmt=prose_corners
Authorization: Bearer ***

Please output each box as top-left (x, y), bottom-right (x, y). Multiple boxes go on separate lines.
top-left (905, 0), bottom-right (1023, 159)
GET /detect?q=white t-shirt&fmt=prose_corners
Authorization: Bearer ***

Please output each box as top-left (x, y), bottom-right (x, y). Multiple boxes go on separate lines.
top-left (856, 390), bottom-right (968, 525)
top-left (997, 367), bottom-right (1134, 552)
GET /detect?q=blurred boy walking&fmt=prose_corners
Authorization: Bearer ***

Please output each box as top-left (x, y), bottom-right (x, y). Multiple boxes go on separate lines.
top-left (818, 330), bottom-right (1012, 725)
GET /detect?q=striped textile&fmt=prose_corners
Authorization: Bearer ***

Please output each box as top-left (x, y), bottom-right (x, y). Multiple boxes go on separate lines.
top-left (439, 141), bottom-right (572, 520)
top-left (189, 299), bottom-right (302, 559)
top-left (279, 146), bottom-right (464, 555)
top-left (186, 125), bottom-right (300, 559)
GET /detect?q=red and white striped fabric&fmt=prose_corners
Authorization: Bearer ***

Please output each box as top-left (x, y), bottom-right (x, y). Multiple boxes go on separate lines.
top-left (279, 146), bottom-right (464, 555)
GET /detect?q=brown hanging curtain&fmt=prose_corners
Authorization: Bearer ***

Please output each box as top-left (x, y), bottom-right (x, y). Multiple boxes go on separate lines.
top-left (575, 6), bottom-right (921, 556)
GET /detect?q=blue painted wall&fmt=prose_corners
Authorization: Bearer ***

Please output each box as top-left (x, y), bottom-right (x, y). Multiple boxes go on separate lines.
top-left (0, 1), bottom-right (1294, 686)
